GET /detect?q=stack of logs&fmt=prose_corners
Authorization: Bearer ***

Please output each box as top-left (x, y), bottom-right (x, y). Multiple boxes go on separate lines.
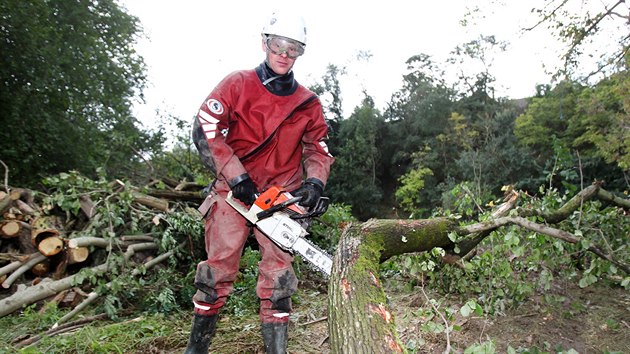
top-left (0, 179), bottom-right (206, 317)
top-left (0, 188), bottom-right (91, 288)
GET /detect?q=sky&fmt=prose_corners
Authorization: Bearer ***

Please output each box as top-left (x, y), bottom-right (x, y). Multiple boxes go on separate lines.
top-left (119, 0), bottom-right (564, 130)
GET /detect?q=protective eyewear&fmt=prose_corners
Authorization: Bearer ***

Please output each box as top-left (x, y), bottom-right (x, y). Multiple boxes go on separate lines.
top-left (265, 35), bottom-right (305, 59)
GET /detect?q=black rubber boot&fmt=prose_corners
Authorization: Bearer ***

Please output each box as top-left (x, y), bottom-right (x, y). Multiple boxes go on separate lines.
top-left (184, 313), bottom-right (218, 354)
top-left (261, 322), bottom-right (289, 354)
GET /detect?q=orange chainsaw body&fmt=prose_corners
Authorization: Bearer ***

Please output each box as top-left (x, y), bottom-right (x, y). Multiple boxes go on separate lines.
top-left (254, 186), bottom-right (305, 215)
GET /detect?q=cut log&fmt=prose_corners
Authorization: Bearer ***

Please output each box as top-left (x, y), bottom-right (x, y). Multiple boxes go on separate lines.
top-left (0, 220), bottom-right (30, 239)
top-left (31, 260), bottom-right (50, 277)
top-left (79, 195), bottom-right (95, 218)
top-left (131, 191), bottom-right (169, 211)
top-left (0, 254), bottom-right (34, 277)
top-left (31, 215), bottom-right (63, 247)
top-left (9, 188), bottom-right (34, 204)
top-left (0, 191), bottom-right (10, 214)
top-left (15, 199), bottom-right (38, 217)
top-left (0, 262), bottom-right (109, 315)
top-left (147, 189), bottom-right (205, 203)
top-left (37, 236), bottom-right (64, 257)
top-left (174, 181), bottom-right (204, 191)
top-left (68, 247), bottom-right (89, 264)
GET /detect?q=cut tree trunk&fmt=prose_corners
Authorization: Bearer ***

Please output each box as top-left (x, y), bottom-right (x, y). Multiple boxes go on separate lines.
top-left (15, 199), bottom-right (38, 217)
top-left (174, 181), bottom-right (205, 191)
top-left (328, 219), bottom-right (454, 353)
top-left (31, 259), bottom-right (50, 277)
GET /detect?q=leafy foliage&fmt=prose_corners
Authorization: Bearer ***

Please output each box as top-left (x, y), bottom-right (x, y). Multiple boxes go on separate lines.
top-left (387, 182), bottom-right (630, 316)
top-left (0, 0), bottom-right (164, 187)
top-left (326, 96), bottom-right (386, 219)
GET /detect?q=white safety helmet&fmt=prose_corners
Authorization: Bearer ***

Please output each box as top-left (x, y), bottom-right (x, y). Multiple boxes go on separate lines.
top-left (261, 10), bottom-right (307, 45)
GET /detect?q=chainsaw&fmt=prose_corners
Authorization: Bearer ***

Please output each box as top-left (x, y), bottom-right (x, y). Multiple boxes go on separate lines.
top-left (225, 186), bottom-right (333, 277)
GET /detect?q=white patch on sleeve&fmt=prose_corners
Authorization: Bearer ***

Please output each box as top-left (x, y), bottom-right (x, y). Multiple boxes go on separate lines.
top-left (202, 124), bottom-right (217, 132)
top-left (204, 131), bottom-right (216, 140)
top-left (198, 109), bottom-right (220, 123)
top-left (319, 141), bottom-right (332, 157)
top-left (198, 109), bottom-right (219, 141)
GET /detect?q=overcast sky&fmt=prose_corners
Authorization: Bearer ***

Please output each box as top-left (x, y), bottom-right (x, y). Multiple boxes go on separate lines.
top-left (120, 0), bottom-right (563, 129)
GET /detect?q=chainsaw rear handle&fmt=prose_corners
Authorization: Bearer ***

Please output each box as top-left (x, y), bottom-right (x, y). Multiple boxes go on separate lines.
top-left (290, 196), bottom-right (330, 219)
top-left (255, 196), bottom-right (330, 221)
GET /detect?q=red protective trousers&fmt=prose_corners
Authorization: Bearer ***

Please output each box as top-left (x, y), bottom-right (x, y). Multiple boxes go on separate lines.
top-left (192, 190), bottom-right (297, 324)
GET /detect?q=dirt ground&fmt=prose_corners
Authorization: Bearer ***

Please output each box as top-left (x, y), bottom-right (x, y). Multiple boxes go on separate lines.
top-left (161, 274), bottom-right (629, 354)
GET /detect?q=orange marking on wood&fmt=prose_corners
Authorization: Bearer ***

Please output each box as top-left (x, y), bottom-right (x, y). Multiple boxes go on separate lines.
top-left (368, 303), bottom-right (392, 323)
top-left (368, 271), bottom-right (380, 288)
top-left (342, 278), bottom-right (351, 299)
top-left (385, 334), bottom-right (404, 353)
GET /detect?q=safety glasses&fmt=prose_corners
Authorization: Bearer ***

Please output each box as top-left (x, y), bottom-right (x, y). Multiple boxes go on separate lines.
top-left (264, 35), bottom-right (305, 59)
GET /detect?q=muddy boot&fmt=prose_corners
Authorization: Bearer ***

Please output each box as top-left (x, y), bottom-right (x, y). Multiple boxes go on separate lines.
top-left (184, 313), bottom-right (218, 354)
top-left (261, 322), bottom-right (288, 354)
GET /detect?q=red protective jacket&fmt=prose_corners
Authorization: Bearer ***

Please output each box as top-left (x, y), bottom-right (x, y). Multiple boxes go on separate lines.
top-left (193, 68), bottom-right (333, 192)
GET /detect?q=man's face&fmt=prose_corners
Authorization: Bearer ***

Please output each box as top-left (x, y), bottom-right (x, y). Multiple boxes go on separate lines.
top-left (262, 35), bottom-right (304, 75)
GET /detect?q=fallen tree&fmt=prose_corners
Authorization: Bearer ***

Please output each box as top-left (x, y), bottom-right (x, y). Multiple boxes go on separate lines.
top-left (327, 182), bottom-right (630, 353)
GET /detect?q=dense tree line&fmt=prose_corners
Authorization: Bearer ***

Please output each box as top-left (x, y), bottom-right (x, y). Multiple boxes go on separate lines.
top-left (322, 47), bottom-right (629, 220)
top-left (0, 0), bottom-right (164, 187)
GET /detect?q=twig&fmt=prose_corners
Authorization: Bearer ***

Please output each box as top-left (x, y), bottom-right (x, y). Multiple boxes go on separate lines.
top-left (13, 313), bottom-right (110, 348)
top-left (120, 234), bottom-right (155, 242)
top-left (299, 316), bottom-right (328, 326)
top-left (420, 281), bottom-right (451, 353)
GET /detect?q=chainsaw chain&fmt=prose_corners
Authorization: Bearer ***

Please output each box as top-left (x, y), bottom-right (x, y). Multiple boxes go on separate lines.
top-left (300, 237), bottom-right (332, 278)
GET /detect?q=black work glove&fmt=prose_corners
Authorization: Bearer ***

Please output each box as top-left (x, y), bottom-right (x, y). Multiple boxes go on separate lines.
top-left (291, 178), bottom-right (324, 208)
top-left (232, 177), bottom-right (258, 205)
